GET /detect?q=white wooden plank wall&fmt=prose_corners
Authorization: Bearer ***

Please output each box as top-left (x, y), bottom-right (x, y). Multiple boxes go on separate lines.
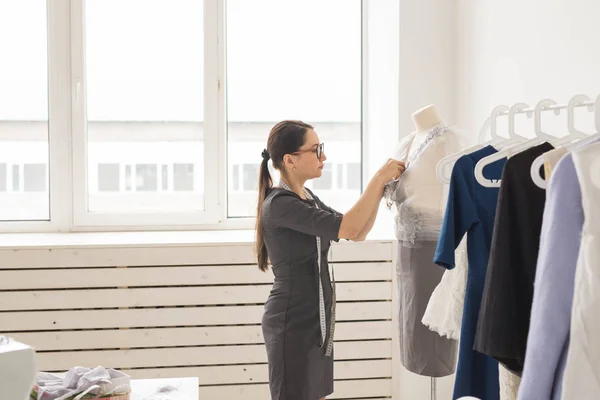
top-left (0, 240), bottom-right (394, 399)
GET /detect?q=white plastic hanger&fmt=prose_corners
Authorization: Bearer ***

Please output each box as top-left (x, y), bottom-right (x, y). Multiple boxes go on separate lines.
top-left (488, 105), bottom-right (510, 143)
top-left (530, 94), bottom-right (594, 189)
top-left (474, 99), bottom-right (561, 188)
top-left (565, 93), bottom-right (600, 152)
top-left (495, 102), bottom-right (534, 150)
top-left (435, 106), bottom-right (508, 184)
top-left (584, 95), bottom-right (600, 189)
top-left (565, 94), bottom-right (600, 190)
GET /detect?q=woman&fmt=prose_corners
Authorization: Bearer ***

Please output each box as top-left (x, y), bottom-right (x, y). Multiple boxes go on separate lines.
top-left (255, 120), bottom-right (405, 400)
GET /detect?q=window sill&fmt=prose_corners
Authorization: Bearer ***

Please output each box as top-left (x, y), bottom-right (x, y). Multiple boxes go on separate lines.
top-left (0, 225), bottom-right (395, 250)
top-left (0, 206), bottom-right (397, 249)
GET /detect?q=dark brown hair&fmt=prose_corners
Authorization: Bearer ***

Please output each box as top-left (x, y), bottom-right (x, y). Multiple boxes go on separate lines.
top-left (255, 120), bottom-right (313, 272)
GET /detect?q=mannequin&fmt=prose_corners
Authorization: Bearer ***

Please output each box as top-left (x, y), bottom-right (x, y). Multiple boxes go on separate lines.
top-left (384, 104), bottom-right (470, 380)
top-left (410, 104), bottom-right (448, 151)
top-left (412, 104), bottom-right (446, 132)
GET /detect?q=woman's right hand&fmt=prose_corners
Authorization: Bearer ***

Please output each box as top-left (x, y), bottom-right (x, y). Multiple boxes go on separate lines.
top-left (339, 158), bottom-right (405, 241)
top-left (376, 158), bottom-right (406, 183)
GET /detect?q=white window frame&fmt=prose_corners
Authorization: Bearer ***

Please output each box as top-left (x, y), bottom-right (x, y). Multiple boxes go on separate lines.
top-left (0, 0), bottom-right (399, 233)
top-left (69, 0), bottom-right (222, 229)
top-left (0, 0), bottom-right (71, 232)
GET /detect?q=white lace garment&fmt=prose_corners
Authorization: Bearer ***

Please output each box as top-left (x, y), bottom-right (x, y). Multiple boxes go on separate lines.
top-left (422, 237), bottom-right (468, 340)
top-left (384, 124), bottom-right (471, 245)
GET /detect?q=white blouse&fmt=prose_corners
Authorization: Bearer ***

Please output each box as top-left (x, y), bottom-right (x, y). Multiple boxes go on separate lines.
top-left (561, 142), bottom-right (600, 400)
top-left (384, 124), bottom-right (472, 244)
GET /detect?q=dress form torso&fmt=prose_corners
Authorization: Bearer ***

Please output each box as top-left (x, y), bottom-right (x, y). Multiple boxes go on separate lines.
top-left (409, 128), bottom-right (436, 155)
top-left (386, 123), bottom-right (468, 243)
top-left (386, 120), bottom-right (470, 378)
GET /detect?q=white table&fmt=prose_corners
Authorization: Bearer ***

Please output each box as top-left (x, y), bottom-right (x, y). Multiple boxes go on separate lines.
top-left (0, 337), bottom-right (36, 400)
top-left (130, 377), bottom-right (199, 400)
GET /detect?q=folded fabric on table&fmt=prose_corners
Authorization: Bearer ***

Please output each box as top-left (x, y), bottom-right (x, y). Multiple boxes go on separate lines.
top-left (32, 366), bottom-right (130, 400)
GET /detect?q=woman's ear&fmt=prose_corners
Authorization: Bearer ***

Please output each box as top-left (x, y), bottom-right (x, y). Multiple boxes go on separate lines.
top-left (283, 154), bottom-right (294, 170)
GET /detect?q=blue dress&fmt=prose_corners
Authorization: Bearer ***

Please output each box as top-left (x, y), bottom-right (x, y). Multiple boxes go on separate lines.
top-left (433, 145), bottom-right (505, 400)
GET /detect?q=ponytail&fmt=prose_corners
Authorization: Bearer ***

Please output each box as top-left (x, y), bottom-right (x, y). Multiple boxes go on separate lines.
top-left (255, 153), bottom-right (273, 272)
top-left (254, 120), bottom-right (313, 272)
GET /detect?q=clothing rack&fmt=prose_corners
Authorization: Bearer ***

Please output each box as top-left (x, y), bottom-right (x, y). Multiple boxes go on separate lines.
top-left (429, 94), bottom-right (600, 400)
top-left (479, 95), bottom-right (598, 141)
top-left (494, 100), bottom-right (595, 117)
top-left (473, 95), bottom-right (600, 189)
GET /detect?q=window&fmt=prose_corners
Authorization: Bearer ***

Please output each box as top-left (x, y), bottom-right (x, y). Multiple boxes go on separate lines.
top-left (242, 164), bottom-right (259, 192)
top-left (0, 163), bottom-right (6, 191)
top-left (314, 164), bottom-right (333, 190)
top-left (24, 164), bottom-right (46, 192)
top-left (98, 163), bottom-right (120, 192)
top-left (12, 166), bottom-right (20, 192)
top-left (135, 164), bottom-right (158, 192)
top-left (347, 163), bottom-right (361, 190)
top-left (161, 165), bottom-right (169, 191)
top-left (174, 163), bottom-right (194, 192)
top-left (0, 0), bottom-right (49, 221)
top-left (337, 163), bottom-right (344, 189)
top-left (75, 0), bottom-right (211, 223)
top-left (125, 165), bottom-right (133, 192)
top-left (232, 165), bottom-right (240, 191)
top-left (1, 1), bottom-right (399, 232)
top-left (226, 0), bottom-right (362, 217)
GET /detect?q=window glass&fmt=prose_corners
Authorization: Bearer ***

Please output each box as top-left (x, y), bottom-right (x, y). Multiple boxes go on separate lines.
top-left (226, 0), bottom-right (362, 217)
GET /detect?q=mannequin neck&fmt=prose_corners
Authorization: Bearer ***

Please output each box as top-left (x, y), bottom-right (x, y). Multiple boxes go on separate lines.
top-left (409, 122), bottom-right (447, 156)
top-left (414, 120), bottom-right (446, 134)
top-left (414, 121), bottom-right (447, 142)
top-left (412, 104), bottom-right (447, 133)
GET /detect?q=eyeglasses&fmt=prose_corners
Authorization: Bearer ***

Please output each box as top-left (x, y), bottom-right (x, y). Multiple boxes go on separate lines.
top-left (292, 143), bottom-right (325, 160)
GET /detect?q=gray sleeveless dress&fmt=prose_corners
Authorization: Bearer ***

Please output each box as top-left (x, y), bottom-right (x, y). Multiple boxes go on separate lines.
top-left (261, 187), bottom-right (343, 400)
top-left (384, 125), bottom-right (462, 377)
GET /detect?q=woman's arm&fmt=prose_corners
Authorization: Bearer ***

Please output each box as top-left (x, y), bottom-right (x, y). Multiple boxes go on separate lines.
top-left (338, 159), bottom-right (404, 240)
top-left (353, 201), bottom-right (381, 242)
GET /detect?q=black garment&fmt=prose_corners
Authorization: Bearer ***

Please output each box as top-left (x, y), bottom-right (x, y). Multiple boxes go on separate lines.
top-left (261, 187), bottom-right (343, 400)
top-left (474, 142), bottom-right (554, 375)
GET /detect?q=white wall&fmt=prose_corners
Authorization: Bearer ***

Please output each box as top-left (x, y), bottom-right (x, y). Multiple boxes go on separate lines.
top-left (456, 0), bottom-right (600, 135)
top-left (394, 1), bottom-right (459, 398)
top-left (399, 0), bottom-right (457, 137)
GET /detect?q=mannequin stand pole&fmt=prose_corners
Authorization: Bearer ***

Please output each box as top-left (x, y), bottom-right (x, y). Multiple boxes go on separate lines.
top-left (431, 377), bottom-right (437, 400)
